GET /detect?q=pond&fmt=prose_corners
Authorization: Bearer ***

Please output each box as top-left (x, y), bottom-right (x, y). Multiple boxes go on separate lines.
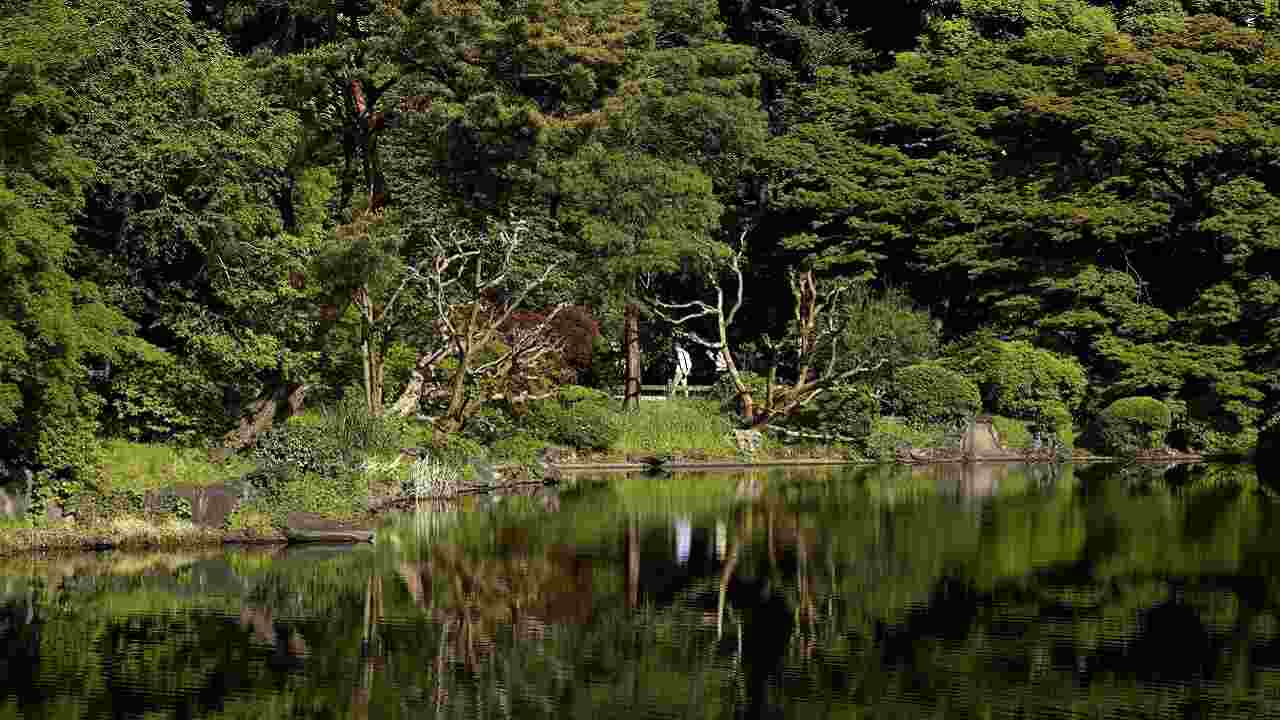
top-left (3, 462), bottom-right (1279, 719)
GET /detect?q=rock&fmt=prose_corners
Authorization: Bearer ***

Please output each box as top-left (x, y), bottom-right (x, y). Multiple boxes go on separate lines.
top-left (144, 483), bottom-right (245, 528)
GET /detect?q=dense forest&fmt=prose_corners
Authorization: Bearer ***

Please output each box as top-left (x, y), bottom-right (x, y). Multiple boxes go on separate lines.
top-left (3, 0), bottom-right (1280, 493)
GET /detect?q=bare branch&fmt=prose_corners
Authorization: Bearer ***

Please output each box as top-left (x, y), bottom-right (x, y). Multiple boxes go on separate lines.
top-left (724, 228), bottom-right (750, 328)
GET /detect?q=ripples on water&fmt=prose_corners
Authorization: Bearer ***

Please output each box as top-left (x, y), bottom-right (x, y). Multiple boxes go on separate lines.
top-left (2, 462), bottom-right (1279, 719)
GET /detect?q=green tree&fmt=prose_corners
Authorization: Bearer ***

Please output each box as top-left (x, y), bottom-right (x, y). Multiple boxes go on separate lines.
top-left (0, 0), bottom-right (136, 486)
top-left (764, 11), bottom-right (1277, 450)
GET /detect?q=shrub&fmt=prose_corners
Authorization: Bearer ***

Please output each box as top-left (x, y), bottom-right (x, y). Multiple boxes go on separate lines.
top-left (252, 423), bottom-right (350, 478)
top-left (891, 364), bottom-right (981, 427)
top-left (462, 405), bottom-right (520, 445)
top-left (789, 383), bottom-right (879, 437)
top-left (526, 399), bottom-right (620, 451)
top-left (991, 415), bottom-right (1034, 450)
top-left (944, 335), bottom-right (1086, 434)
top-left (433, 434), bottom-right (488, 464)
top-left (861, 417), bottom-right (949, 460)
top-left (1097, 396), bottom-right (1173, 455)
top-left (489, 434), bottom-right (548, 465)
top-left (523, 386), bottom-right (621, 451)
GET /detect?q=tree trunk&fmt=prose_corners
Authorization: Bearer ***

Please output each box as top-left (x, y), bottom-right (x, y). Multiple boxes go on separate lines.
top-left (218, 382), bottom-right (309, 456)
top-left (367, 342), bottom-right (384, 416)
top-left (391, 354), bottom-right (431, 417)
top-left (432, 351), bottom-right (473, 443)
top-left (623, 302), bottom-right (641, 411)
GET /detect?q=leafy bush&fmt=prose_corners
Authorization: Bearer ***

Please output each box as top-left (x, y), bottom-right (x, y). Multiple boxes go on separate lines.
top-left (522, 386), bottom-right (621, 451)
top-left (861, 417), bottom-right (949, 460)
top-left (944, 335), bottom-right (1086, 433)
top-left (462, 405), bottom-right (521, 445)
top-left (1097, 396), bottom-right (1173, 455)
top-left (526, 398), bottom-right (620, 451)
top-left (556, 385), bottom-right (612, 405)
top-left (432, 434), bottom-right (488, 464)
top-left (489, 434), bottom-right (548, 465)
top-left (252, 423), bottom-right (351, 478)
top-left (261, 471), bottom-right (370, 522)
top-left (789, 383), bottom-right (879, 437)
top-left (991, 415), bottom-right (1033, 449)
top-left (891, 364), bottom-right (981, 426)
top-left (101, 348), bottom-right (223, 443)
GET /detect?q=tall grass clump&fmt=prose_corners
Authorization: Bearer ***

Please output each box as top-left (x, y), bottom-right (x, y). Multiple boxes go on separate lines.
top-left (319, 391), bottom-right (408, 456)
top-left (614, 399), bottom-right (737, 455)
top-left (404, 454), bottom-right (465, 501)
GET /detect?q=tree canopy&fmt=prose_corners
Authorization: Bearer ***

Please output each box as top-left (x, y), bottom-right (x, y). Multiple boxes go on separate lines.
top-left (1, 0), bottom-right (1277, 478)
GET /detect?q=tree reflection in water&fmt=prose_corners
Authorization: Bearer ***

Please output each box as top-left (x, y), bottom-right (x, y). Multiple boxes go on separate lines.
top-left (1, 462), bottom-right (1279, 719)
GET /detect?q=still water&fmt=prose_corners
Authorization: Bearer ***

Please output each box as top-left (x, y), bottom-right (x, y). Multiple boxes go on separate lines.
top-left (3, 462), bottom-right (1280, 719)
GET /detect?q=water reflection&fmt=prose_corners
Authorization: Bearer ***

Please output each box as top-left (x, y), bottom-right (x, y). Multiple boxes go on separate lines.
top-left (1, 462), bottom-right (1279, 719)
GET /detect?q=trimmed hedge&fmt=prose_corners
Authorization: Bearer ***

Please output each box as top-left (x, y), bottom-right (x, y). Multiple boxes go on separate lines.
top-left (1097, 396), bottom-right (1172, 455)
top-left (891, 364), bottom-right (981, 426)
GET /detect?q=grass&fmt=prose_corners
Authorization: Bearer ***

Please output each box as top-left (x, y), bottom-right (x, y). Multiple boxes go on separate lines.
top-left (96, 439), bottom-right (255, 493)
top-left (612, 399), bottom-right (738, 456)
top-left (0, 516), bottom-right (231, 556)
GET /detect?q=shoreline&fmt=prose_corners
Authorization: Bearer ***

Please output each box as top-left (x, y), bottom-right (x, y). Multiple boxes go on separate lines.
top-left (0, 454), bottom-right (1236, 558)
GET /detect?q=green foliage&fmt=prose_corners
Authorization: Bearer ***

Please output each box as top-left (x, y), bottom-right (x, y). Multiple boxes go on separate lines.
top-left (251, 424), bottom-right (350, 480)
top-left (99, 347), bottom-right (223, 443)
top-left (945, 336), bottom-right (1086, 434)
top-left (861, 417), bottom-right (950, 460)
top-left (831, 284), bottom-right (940, 372)
top-left (891, 364), bottom-right (982, 427)
top-left (239, 471), bottom-right (370, 524)
top-left (431, 434), bottom-right (489, 466)
top-left (524, 390), bottom-right (621, 451)
top-left (95, 440), bottom-right (253, 494)
top-left (0, 0), bottom-right (137, 484)
top-left (711, 371), bottom-right (768, 415)
top-left (250, 393), bottom-right (407, 489)
top-left (765, 14), bottom-right (1277, 446)
top-left (613, 399), bottom-right (737, 455)
top-left (991, 415), bottom-right (1034, 450)
top-left (318, 391), bottom-right (408, 456)
top-left (461, 405), bottom-right (522, 446)
top-left (789, 383), bottom-right (879, 437)
top-left (488, 434), bottom-right (549, 466)
top-left (1097, 396), bottom-right (1174, 455)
